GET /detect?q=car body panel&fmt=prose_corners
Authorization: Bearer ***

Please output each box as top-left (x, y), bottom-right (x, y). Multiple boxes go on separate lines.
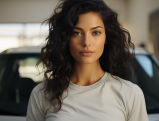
top-left (1, 46), bottom-right (42, 54)
top-left (148, 114), bottom-right (159, 121)
top-left (0, 115), bottom-right (26, 121)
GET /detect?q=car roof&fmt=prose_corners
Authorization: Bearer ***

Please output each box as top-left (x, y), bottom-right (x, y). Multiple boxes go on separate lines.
top-left (0, 46), bottom-right (42, 54)
top-left (0, 46), bottom-right (150, 55)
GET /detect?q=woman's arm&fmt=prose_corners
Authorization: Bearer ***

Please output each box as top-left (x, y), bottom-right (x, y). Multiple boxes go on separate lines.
top-left (26, 85), bottom-right (45, 121)
top-left (127, 85), bottom-right (149, 121)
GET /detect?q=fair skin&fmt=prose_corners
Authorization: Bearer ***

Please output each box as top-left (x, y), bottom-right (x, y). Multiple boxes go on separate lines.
top-left (69, 12), bottom-right (106, 86)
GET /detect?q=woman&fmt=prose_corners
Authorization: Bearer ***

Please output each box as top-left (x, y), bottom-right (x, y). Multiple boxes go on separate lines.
top-left (26, 0), bottom-right (149, 121)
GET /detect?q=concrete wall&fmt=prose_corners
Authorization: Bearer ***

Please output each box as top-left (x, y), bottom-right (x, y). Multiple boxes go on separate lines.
top-left (0, 0), bottom-right (159, 48)
top-left (149, 9), bottom-right (159, 58)
top-left (0, 0), bottom-right (58, 23)
top-left (126, 0), bottom-right (159, 46)
top-left (104, 0), bottom-right (127, 25)
top-left (0, 0), bottom-right (126, 24)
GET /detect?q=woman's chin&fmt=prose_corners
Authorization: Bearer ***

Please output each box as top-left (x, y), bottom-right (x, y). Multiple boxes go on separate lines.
top-left (76, 59), bottom-right (97, 64)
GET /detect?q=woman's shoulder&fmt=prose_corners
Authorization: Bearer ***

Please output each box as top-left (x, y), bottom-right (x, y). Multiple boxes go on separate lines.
top-left (107, 75), bottom-right (148, 121)
top-left (107, 73), bottom-right (143, 97)
top-left (107, 74), bottom-right (146, 116)
top-left (31, 82), bottom-right (46, 98)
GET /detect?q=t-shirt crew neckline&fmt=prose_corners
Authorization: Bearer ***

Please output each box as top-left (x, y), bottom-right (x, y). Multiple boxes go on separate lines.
top-left (69, 72), bottom-right (109, 90)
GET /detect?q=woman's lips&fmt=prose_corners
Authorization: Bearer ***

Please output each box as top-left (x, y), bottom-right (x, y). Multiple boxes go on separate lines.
top-left (80, 52), bottom-right (94, 56)
top-left (79, 50), bottom-right (94, 56)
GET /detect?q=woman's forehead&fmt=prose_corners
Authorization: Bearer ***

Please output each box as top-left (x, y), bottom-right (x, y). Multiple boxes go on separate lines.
top-left (74, 12), bottom-right (105, 30)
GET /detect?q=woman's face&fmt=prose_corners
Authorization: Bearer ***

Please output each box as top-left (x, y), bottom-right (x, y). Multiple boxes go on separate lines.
top-left (69, 12), bottom-right (106, 64)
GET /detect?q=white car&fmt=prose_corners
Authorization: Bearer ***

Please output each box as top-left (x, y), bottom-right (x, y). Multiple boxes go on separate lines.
top-left (0, 46), bottom-right (159, 121)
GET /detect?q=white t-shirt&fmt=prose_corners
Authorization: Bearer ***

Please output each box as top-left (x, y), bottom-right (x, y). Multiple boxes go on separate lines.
top-left (26, 72), bottom-right (149, 121)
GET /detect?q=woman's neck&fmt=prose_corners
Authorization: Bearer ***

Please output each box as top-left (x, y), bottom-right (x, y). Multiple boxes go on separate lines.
top-left (70, 60), bottom-right (105, 86)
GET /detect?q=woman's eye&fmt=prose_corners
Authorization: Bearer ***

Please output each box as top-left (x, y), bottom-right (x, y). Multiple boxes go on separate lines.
top-left (73, 32), bottom-right (82, 35)
top-left (93, 31), bottom-right (101, 35)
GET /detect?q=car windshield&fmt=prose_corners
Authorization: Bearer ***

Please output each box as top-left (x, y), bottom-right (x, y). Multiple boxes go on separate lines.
top-left (0, 53), bottom-right (159, 116)
top-left (0, 53), bottom-right (43, 116)
top-left (131, 54), bottom-right (159, 114)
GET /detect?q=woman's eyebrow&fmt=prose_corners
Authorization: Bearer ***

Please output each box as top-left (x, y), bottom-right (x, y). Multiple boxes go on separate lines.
top-left (90, 26), bottom-right (103, 30)
top-left (73, 26), bottom-right (103, 30)
top-left (73, 27), bottom-right (83, 30)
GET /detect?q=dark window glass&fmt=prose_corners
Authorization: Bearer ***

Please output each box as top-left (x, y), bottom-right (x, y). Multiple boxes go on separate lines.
top-left (0, 53), bottom-right (42, 116)
top-left (130, 54), bottom-right (159, 114)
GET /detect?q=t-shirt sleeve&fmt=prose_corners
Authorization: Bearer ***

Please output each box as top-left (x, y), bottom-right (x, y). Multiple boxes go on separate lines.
top-left (127, 85), bottom-right (149, 121)
top-left (26, 86), bottom-right (45, 121)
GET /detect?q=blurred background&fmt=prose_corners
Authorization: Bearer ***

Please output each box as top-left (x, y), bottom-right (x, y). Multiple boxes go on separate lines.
top-left (0, 0), bottom-right (159, 59)
top-left (0, 0), bottom-right (159, 119)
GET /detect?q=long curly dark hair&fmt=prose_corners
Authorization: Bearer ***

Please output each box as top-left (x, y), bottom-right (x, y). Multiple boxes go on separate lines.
top-left (36, 0), bottom-right (135, 112)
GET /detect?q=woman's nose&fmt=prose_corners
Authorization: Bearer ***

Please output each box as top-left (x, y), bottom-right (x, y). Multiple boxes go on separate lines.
top-left (83, 34), bottom-right (91, 48)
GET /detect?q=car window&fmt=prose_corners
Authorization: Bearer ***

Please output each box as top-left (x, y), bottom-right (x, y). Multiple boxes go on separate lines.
top-left (131, 54), bottom-right (159, 114)
top-left (0, 53), bottom-right (42, 116)
top-left (19, 57), bottom-right (43, 82)
top-left (135, 55), bottom-right (153, 78)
